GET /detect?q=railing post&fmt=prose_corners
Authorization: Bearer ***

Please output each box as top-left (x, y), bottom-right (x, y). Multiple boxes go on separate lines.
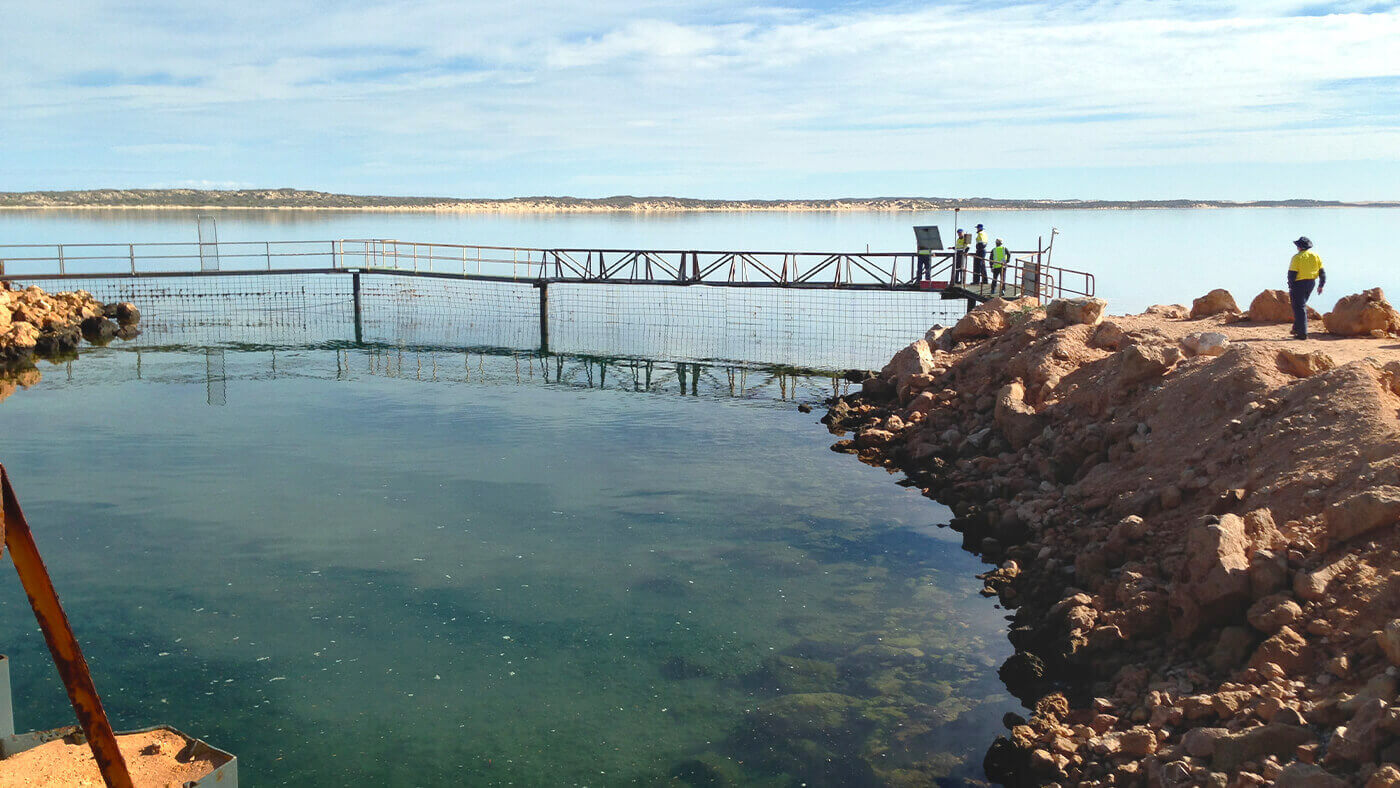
top-left (266, 241), bottom-right (272, 270)
top-left (128, 244), bottom-right (136, 274)
top-left (57, 244), bottom-right (64, 275)
top-left (352, 272), bottom-right (363, 344)
top-left (537, 280), bottom-right (550, 354)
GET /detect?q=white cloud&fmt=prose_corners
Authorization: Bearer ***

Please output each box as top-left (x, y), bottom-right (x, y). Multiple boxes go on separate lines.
top-left (1, 0), bottom-right (1398, 194)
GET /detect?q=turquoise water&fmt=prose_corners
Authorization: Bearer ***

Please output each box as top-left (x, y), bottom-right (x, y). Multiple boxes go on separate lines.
top-left (2, 206), bottom-right (1398, 312)
top-left (0, 344), bottom-right (1014, 785)
top-left (4, 205), bottom-right (1390, 785)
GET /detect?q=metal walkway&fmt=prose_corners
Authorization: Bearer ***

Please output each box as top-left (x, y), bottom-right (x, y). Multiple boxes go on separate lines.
top-left (0, 238), bottom-right (1095, 301)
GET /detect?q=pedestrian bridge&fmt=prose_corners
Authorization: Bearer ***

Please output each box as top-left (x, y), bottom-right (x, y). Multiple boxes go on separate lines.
top-left (0, 237), bottom-right (1096, 371)
top-left (0, 238), bottom-right (1094, 302)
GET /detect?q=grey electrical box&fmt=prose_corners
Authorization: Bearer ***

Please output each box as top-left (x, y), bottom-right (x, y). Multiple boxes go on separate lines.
top-left (913, 226), bottom-right (943, 251)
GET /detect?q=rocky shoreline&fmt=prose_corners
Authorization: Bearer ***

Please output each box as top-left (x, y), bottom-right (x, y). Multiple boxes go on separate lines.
top-left (0, 284), bottom-right (141, 401)
top-left (824, 289), bottom-right (1400, 786)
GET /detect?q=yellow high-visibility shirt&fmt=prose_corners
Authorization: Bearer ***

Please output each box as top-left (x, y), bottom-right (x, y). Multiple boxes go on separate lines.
top-left (955, 237), bottom-right (969, 250)
top-left (976, 231), bottom-right (988, 245)
top-left (1289, 250), bottom-right (1324, 280)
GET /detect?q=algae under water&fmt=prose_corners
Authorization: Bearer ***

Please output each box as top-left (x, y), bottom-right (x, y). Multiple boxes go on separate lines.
top-left (0, 346), bottom-right (1015, 785)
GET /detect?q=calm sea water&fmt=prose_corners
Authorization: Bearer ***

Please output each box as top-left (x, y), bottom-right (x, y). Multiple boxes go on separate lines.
top-left (1, 206), bottom-right (1397, 313)
top-left (1, 206), bottom-right (1391, 785)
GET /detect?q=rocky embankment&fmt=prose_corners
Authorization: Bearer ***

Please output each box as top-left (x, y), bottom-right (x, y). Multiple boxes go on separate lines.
top-left (825, 287), bottom-right (1400, 786)
top-left (0, 284), bottom-right (140, 401)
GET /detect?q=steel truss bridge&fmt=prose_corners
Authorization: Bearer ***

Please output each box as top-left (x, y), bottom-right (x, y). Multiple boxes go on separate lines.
top-left (0, 238), bottom-right (1094, 302)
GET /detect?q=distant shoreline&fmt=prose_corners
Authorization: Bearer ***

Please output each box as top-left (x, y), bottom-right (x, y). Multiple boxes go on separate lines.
top-left (0, 189), bottom-right (1396, 212)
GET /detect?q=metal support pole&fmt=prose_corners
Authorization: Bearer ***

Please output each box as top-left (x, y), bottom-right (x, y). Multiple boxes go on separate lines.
top-left (0, 465), bottom-right (135, 788)
top-left (128, 244), bottom-right (136, 274)
top-left (537, 280), bottom-right (550, 353)
top-left (57, 245), bottom-right (65, 275)
top-left (352, 272), bottom-right (363, 345)
top-left (266, 242), bottom-right (272, 270)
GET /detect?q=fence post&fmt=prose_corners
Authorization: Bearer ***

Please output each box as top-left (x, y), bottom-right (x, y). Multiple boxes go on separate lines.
top-left (352, 272), bottom-right (363, 344)
top-left (129, 244), bottom-right (136, 274)
top-left (57, 244), bottom-right (65, 275)
top-left (537, 280), bottom-right (550, 354)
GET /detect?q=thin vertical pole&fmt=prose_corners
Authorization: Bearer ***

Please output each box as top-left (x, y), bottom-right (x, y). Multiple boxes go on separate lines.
top-left (266, 241), bottom-right (272, 270)
top-left (352, 272), bottom-right (363, 345)
top-left (128, 244), bottom-right (136, 274)
top-left (0, 466), bottom-right (135, 788)
top-left (537, 280), bottom-right (550, 354)
top-left (57, 244), bottom-right (65, 275)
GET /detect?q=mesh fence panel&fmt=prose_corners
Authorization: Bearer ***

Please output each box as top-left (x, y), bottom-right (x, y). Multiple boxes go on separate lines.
top-left (6, 272), bottom-right (968, 371)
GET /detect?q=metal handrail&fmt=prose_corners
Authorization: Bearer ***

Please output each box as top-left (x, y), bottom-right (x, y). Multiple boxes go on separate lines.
top-left (0, 237), bottom-right (1095, 298)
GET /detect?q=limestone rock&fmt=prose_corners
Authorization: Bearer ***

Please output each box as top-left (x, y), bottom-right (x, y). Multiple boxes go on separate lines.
top-left (1367, 765), bottom-right (1400, 788)
top-left (1170, 515), bottom-right (1250, 637)
top-left (1324, 288), bottom-right (1400, 336)
top-left (1180, 331), bottom-right (1229, 358)
top-left (1249, 625), bottom-right (1311, 673)
top-left (1045, 297), bottom-right (1107, 326)
top-left (1274, 763), bottom-right (1348, 788)
top-left (1120, 343), bottom-right (1181, 387)
top-left (1325, 485), bottom-right (1400, 546)
top-left (1378, 620), bottom-right (1400, 667)
top-left (880, 339), bottom-right (934, 386)
top-left (1145, 303), bottom-right (1189, 319)
top-left (1088, 321), bottom-right (1128, 350)
top-left (1191, 289), bottom-right (1240, 318)
top-left (1326, 698), bottom-right (1388, 764)
top-left (949, 296), bottom-right (1040, 343)
top-left (1248, 594), bottom-right (1303, 635)
top-left (1277, 348), bottom-right (1336, 378)
top-left (1250, 289), bottom-right (1322, 322)
top-left (1210, 723), bottom-right (1313, 773)
top-left (994, 381), bottom-right (1042, 450)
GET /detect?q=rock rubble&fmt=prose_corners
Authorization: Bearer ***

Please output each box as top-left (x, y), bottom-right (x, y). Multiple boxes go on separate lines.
top-left (0, 283), bottom-right (140, 401)
top-left (825, 288), bottom-right (1400, 786)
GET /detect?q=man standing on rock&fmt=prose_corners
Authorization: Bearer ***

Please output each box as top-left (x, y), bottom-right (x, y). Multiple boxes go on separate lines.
top-left (1287, 236), bottom-right (1326, 340)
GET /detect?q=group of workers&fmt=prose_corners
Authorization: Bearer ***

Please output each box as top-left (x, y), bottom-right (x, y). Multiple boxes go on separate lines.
top-left (917, 226), bottom-right (1328, 341)
top-left (947, 224), bottom-right (1011, 294)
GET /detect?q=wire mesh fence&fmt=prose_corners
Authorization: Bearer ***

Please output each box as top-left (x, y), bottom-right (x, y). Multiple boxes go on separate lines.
top-left (4, 270), bottom-right (968, 372)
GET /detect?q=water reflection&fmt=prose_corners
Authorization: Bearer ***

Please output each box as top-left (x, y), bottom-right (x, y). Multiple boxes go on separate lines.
top-left (0, 343), bottom-right (1015, 786)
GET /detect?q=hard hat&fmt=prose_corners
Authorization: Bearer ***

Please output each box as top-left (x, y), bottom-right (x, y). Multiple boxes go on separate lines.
top-left (976, 224), bottom-right (984, 229)
top-left (956, 228), bottom-right (963, 233)
top-left (996, 238), bottom-right (1003, 244)
top-left (1294, 236), bottom-right (1313, 249)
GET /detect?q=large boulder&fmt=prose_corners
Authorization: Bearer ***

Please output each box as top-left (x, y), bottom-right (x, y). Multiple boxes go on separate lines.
top-left (881, 339), bottom-right (934, 380)
top-left (1325, 485), bottom-right (1400, 546)
top-left (1180, 332), bottom-right (1229, 358)
top-left (994, 381), bottom-right (1042, 450)
top-left (1144, 304), bottom-right (1189, 319)
top-left (1276, 349), bottom-right (1336, 379)
top-left (1169, 514), bottom-right (1250, 637)
top-left (949, 296), bottom-right (1039, 343)
top-left (1045, 297), bottom-right (1106, 326)
top-left (1323, 288), bottom-right (1400, 336)
top-left (1190, 289), bottom-right (1239, 318)
top-left (1249, 289), bottom-right (1321, 323)
top-left (1118, 343), bottom-right (1180, 386)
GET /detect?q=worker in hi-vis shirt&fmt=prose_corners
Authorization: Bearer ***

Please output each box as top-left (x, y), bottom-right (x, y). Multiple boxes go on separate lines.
top-left (1287, 236), bottom-right (1326, 340)
top-left (989, 239), bottom-right (1010, 296)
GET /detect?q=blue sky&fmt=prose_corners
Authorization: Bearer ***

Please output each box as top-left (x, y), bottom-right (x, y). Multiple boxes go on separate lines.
top-left (2, 0), bottom-right (1398, 199)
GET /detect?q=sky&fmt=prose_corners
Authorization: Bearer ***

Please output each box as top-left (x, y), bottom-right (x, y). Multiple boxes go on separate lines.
top-left (2, 0), bottom-right (1398, 200)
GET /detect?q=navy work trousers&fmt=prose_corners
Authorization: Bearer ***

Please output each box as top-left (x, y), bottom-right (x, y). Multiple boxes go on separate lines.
top-left (1289, 278), bottom-right (1315, 338)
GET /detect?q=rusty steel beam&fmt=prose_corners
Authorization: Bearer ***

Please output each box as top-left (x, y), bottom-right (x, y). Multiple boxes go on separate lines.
top-left (0, 465), bottom-right (134, 788)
